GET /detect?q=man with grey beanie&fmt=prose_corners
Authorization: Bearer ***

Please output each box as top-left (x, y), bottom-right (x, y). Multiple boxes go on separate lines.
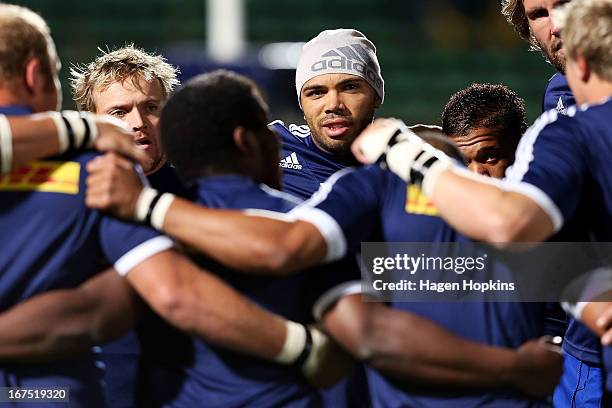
top-left (269, 28), bottom-right (384, 408)
top-left (270, 28), bottom-right (384, 200)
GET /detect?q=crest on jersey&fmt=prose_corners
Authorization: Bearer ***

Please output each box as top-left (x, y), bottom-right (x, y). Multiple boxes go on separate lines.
top-left (405, 184), bottom-right (439, 216)
top-left (0, 161), bottom-right (80, 194)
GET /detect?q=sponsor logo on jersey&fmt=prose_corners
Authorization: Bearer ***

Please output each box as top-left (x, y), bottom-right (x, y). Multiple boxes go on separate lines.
top-left (310, 44), bottom-right (383, 91)
top-left (279, 152), bottom-right (303, 170)
top-left (0, 161), bottom-right (80, 194)
top-left (405, 184), bottom-right (439, 216)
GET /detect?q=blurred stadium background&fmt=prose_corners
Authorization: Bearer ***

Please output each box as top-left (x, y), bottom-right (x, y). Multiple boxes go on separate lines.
top-left (20, 0), bottom-right (555, 125)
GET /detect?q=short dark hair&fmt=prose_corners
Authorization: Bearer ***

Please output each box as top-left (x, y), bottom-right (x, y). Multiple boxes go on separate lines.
top-left (442, 83), bottom-right (527, 146)
top-left (160, 69), bottom-right (269, 182)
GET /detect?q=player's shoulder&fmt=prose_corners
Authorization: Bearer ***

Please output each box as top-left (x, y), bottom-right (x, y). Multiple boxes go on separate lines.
top-left (539, 98), bottom-right (611, 136)
top-left (546, 72), bottom-right (568, 88)
top-left (529, 107), bottom-right (578, 140)
top-left (570, 97), bottom-right (612, 120)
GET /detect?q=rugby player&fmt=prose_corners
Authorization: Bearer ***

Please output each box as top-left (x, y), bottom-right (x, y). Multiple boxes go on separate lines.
top-left (0, 5), bottom-right (335, 407)
top-left (502, 0), bottom-right (576, 112)
top-left (70, 45), bottom-right (184, 407)
top-left (352, 0), bottom-right (612, 404)
top-left (272, 28), bottom-right (383, 200)
top-left (271, 27), bottom-right (384, 406)
top-left (442, 83), bottom-right (527, 179)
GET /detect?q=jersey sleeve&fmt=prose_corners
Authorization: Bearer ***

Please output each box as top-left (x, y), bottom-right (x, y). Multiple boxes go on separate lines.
top-left (303, 253), bottom-right (361, 318)
top-left (289, 166), bottom-right (383, 262)
top-left (503, 111), bottom-right (587, 232)
top-left (99, 216), bottom-right (174, 276)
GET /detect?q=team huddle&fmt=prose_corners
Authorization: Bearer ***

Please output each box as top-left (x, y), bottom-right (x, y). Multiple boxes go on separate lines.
top-left (0, 0), bottom-right (611, 407)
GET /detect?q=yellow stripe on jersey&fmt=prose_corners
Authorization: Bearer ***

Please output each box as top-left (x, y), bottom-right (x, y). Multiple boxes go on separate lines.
top-left (405, 184), bottom-right (439, 216)
top-left (0, 161), bottom-right (80, 194)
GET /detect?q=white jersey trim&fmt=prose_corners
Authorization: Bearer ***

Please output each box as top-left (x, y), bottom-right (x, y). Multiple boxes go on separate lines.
top-left (259, 184), bottom-right (303, 206)
top-left (242, 208), bottom-right (296, 222)
top-left (114, 236), bottom-right (174, 276)
top-left (290, 206), bottom-right (347, 263)
top-left (313, 280), bottom-right (362, 322)
top-left (503, 181), bottom-right (564, 233)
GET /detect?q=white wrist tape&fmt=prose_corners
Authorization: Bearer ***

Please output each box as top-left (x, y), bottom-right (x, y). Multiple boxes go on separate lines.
top-left (150, 192), bottom-right (175, 230)
top-left (45, 112), bottom-right (69, 153)
top-left (384, 140), bottom-right (415, 181)
top-left (0, 114), bottom-right (13, 173)
top-left (275, 320), bottom-right (307, 364)
top-left (134, 186), bottom-right (176, 230)
top-left (135, 187), bottom-right (159, 222)
top-left (421, 157), bottom-right (453, 197)
top-left (55, 111), bottom-right (98, 152)
top-left (300, 325), bottom-right (329, 377)
top-left (80, 112), bottom-right (98, 148)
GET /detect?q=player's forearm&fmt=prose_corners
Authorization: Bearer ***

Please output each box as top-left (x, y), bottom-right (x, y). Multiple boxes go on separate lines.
top-left (163, 198), bottom-right (323, 275)
top-left (0, 291), bottom-right (99, 362)
top-left (0, 269), bottom-right (136, 363)
top-left (431, 170), bottom-right (552, 242)
top-left (325, 298), bottom-right (516, 388)
top-left (362, 306), bottom-right (520, 388)
top-left (3, 115), bottom-right (60, 172)
top-left (128, 251), bottom-right (287, 360)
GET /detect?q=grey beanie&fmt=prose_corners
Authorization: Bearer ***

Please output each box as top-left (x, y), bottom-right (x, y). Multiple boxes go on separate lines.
top-left (295, 29), bottom-right (384, 106)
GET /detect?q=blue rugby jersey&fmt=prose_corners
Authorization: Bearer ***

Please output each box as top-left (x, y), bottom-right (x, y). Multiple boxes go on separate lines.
top-left (291, 166), bottom-right (548, 408)
top-left (0, 105), bottom-right (173, 408)
top-left (541, 73), bottom-right (576, 114)
top-left (142, 175), bottom-right (357, 408)
top-left (100, 163), bottom-right (187, 408)
top-left (270, 120), bottom-right (358, 200)
top-left (504, 99), bottom-right (612, 376)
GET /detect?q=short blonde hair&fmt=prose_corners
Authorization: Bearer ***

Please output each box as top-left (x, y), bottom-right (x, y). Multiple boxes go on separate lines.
top-left (0, 4), bottom-right (53, 85)
top-left (71, 45), bottom-right (180, 111)
top-left (559, 0), bottom-right (612, 81)
top-left (501, 0), bottom-right (541, 51)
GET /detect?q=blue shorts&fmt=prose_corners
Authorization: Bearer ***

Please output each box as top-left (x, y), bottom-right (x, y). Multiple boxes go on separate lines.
top-left (553, 353), bottom-right (603, 408)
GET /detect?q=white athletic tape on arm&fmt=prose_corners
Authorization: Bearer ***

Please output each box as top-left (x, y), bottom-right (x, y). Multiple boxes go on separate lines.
top-left (80, 113), bottom-right (98, 148)
top-left (46, 112), bottom-right (70, 153)
top-left (61, 111), bottom-right (86, 148)
top-left (275, 320), bottom-right (307, 364)
top-left (0, 115), bottom-right (13, 173)
top-left (135, 187), bottom-right (159, 222)
top-left (150, 193), bottom-right (176, 230)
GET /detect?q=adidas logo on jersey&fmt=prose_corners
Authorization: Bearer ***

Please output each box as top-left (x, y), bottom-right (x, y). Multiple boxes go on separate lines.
top-left (556, 97), bottom-right (567, 115)
top-left (279, 152), bottom-right (303, 170)
top-left (310, 43), bottom-right (383, 90)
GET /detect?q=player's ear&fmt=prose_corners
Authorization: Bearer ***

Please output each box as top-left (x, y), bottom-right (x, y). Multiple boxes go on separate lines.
top-left (23, 57), bottom-right (45, 95)
top-left (233, 126), bottom-right (257, 154)
top-left (576, 55), bottom-right (591, 83)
